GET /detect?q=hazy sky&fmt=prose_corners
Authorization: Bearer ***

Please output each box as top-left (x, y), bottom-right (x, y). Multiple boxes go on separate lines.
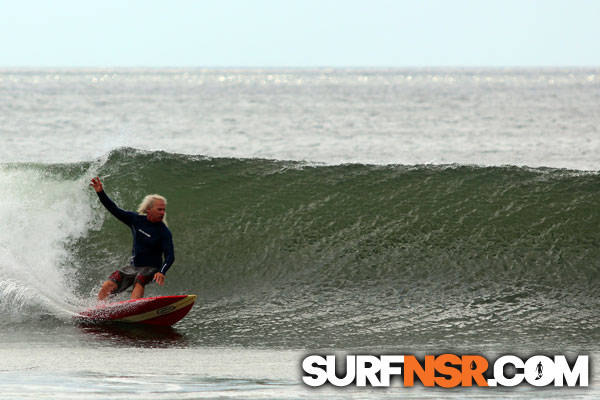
top-left (1, 0), bottom-right (599, 67)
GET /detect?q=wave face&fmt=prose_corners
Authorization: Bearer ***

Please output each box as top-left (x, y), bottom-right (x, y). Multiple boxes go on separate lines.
top-left (2, 148), bottom-right (599, 348)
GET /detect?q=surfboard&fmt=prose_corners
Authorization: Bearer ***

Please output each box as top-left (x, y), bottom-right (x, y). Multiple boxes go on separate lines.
top-left (75, 295), bottom-right (196, 326)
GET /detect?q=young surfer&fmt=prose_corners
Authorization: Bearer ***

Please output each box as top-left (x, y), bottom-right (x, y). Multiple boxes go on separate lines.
top-left (90, 177), bottom-right (175, 300)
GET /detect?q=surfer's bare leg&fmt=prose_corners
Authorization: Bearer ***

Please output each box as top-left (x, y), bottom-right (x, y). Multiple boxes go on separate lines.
top-left (131, 282), bottom-right (145, 299)
top-left (98, 280), bottom-right (118, 300)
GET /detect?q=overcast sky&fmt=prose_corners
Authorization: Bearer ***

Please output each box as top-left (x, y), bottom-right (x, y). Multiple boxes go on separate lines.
top-left (1, 0), bottom-right (599, 67)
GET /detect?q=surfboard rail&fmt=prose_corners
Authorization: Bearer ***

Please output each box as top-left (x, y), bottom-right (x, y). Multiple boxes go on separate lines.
top-left (75, 295), bottom-right (196, 326)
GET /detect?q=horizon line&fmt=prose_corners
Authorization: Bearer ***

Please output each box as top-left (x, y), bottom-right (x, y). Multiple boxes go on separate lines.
top-left (1, 65), bottom-right (599, 70)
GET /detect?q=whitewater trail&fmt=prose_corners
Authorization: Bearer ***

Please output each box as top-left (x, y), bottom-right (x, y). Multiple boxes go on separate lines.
top-left (0, 162), bottom-right (108, 321)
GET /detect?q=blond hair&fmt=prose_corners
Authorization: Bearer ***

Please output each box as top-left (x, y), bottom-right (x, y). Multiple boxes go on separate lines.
top-left (137, 194), bottom-right (168, 226)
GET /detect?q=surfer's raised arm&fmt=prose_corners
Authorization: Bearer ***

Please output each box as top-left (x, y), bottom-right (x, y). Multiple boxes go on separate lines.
top-left (90, 177), bottom-right (135, 226)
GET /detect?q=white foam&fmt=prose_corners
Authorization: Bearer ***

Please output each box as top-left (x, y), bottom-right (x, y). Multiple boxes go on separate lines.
top-left (0, 165), bottom-right (101, 319)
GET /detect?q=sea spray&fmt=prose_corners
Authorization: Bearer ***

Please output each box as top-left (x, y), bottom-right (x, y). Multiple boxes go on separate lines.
top-left (0, 165), bottom-right (101, 319)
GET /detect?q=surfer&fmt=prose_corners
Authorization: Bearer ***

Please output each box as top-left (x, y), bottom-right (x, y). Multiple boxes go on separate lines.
top-left (90, 177), bottom-right (175, 300)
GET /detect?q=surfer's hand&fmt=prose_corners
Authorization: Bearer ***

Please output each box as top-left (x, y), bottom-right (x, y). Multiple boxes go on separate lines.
top-left (90, 177), bottom-right (103, 192)
top-left (154, 272), bottom-right (166, 286)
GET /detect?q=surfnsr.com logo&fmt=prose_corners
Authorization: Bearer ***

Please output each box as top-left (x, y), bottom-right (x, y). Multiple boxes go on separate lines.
top-left (302, 354), bottom-right (588, 388)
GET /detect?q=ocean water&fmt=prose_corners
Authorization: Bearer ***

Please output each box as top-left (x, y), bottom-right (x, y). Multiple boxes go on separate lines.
top-left (1, 68), bottom-right (599, 399)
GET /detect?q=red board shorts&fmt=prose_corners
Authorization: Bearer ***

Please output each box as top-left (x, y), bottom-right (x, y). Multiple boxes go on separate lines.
top-left (108, 266), bottom-right (158, 294)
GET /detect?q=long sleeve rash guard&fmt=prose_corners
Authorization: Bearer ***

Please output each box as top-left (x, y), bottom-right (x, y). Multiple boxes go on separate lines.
top-left (97, 190), bottom-right (175, 274)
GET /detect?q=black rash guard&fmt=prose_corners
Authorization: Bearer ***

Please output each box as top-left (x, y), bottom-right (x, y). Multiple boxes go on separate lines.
top-left (97, 190), bottom-right (175, 274)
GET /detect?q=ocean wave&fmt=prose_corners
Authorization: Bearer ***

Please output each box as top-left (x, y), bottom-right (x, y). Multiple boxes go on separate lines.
top-left (2, 148), bottom-right (599, 345)
top-left (57, 148), bottom-right (600, 296)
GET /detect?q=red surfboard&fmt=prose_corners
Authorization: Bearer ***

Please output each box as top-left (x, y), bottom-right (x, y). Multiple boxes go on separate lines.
top-left (75, 295), bottom-right (196, 326)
